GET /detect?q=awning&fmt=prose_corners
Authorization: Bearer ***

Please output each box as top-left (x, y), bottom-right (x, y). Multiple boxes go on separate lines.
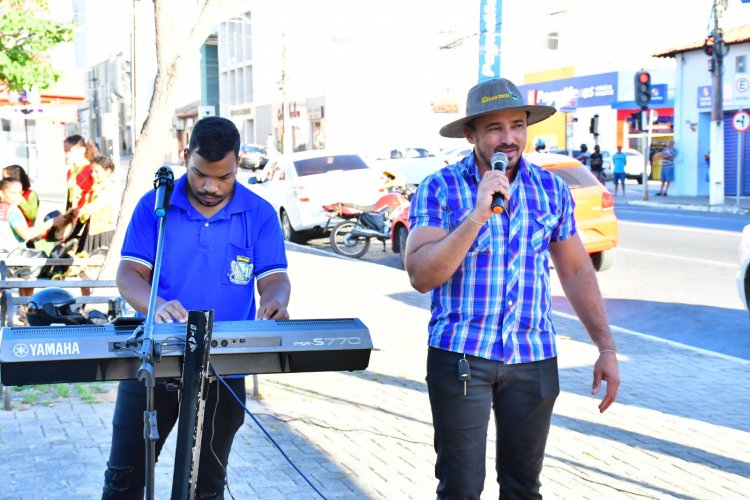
top-left (610, 100), bottom-right (674, 110)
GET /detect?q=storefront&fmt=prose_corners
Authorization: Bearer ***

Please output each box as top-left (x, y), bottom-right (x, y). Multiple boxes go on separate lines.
top-left (519, 72), bottom-right (674, 166)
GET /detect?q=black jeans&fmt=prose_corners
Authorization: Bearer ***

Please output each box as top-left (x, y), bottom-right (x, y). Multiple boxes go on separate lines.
top-left (101, 377), bottom-right (246, 500)
top-left (427, 348), bottom-right (559, 500)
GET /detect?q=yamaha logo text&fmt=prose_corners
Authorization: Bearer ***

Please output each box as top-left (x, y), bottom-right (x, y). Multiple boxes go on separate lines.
top-left (13, 342), bottom-right (81, 358)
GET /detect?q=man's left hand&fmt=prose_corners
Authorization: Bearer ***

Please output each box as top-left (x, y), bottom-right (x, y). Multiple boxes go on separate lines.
top-left (591, 352), bottom-right (620, 413)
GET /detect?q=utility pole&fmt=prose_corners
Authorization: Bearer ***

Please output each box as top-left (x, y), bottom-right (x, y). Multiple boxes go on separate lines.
top-left (280, 31), bottom-right (292, 154)
top-left (709, 0), bottom-right (728, 206)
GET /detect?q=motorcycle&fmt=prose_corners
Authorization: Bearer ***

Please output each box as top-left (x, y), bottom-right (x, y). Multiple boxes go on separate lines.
top-left (322, 190), bottom-right (411, 259)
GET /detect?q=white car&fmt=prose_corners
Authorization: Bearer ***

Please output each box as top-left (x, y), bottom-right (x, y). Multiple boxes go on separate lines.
top-left (738, 224), bottom-right (750, 316)
top-left (440, 147), bottom-right (472, 166)
top-left (248, 150), bottom-right (383, 243)
top-left (620, 147), bottom-right (651, 183)
top-left (368, 147), bottom-right (445, 185)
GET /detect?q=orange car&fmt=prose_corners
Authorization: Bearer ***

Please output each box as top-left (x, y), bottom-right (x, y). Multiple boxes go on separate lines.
top-left (390, 152), bottom-right (619, 272)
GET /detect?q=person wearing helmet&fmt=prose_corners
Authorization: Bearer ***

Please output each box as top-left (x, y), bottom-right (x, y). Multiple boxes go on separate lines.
top-left (26, 287), bottom-right (87, 326)
top-left (101, 116), bottom-right (291, 499)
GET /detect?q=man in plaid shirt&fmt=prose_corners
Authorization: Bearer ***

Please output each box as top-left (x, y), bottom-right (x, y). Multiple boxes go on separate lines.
top-left (405, 78), bottom-right (620, 499)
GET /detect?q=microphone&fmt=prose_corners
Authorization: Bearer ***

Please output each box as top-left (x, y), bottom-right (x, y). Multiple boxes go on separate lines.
top-left (153, 166), bottom-right (175, 217)
top-left (490, 152), bottom-right (508, 214)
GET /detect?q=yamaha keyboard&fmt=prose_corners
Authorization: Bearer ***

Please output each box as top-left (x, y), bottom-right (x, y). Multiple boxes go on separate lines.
top-left (0, 318), bottom-right (372, 386)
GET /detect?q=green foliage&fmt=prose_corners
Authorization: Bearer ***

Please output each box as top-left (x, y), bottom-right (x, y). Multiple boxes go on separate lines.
top-left (0, 0), bottom-right (75, 92)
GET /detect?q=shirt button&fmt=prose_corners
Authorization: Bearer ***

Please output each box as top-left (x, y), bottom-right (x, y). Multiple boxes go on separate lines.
top-left (508, 300), bottom-right (513, 306)
top-left (204, 223), bottom-right (209, 227)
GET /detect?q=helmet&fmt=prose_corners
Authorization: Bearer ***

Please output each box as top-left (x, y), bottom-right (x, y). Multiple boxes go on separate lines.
top-left (26, 288), bottom-right (87, 326)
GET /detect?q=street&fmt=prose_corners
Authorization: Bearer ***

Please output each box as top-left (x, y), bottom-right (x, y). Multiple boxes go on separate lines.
top-left (299, 190), bottom-right (750, 361)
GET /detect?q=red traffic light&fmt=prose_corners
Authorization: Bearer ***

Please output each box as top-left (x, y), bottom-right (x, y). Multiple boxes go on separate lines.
top-left (703, 35), bottom-right (715, 56)
top-left (634, 71), bottom-right (652, 107)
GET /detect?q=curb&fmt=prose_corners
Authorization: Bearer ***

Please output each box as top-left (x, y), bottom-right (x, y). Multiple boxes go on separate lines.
top-left (626, 199), bottom-right (750, 215)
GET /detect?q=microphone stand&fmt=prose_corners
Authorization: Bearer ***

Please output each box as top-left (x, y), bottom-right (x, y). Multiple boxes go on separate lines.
top-left (138, 166), bottom-right (174, 500)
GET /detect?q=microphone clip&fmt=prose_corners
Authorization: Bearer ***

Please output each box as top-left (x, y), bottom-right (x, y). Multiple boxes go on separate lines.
top-left (153, 166), bottom-right (175, 217)
top-left (154, 166), bottom-right (175, 190)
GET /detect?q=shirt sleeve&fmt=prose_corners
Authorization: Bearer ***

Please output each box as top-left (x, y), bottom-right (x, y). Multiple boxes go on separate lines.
top-left (252, 199), bottom-right (288, 279)
top-left (550, 177), bottom-right (576, 243)
top-left (409, 176), bottom-right (450, 231)
top-left (120, 193), bottom-right (157, 269)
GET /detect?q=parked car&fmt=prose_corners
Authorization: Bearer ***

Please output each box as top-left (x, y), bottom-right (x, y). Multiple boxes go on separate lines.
top-left (391, 152), bottom-right (619, 272)
top-left (368, 147), bottom-right (446, 185)
top-left (248, 150), bottom-right (384, 243)
top-left (738, 224), bottom-right (750, 317)
top-left (239, 144), bottom-right (269, 170)
top-left (619, 147), bottom-right (651, 183)
top-left (440, 147), bottom-right (472, 166)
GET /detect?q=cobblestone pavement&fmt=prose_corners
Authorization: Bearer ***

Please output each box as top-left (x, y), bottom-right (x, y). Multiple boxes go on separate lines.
top-left (1, 246), bottom-right (749, 499)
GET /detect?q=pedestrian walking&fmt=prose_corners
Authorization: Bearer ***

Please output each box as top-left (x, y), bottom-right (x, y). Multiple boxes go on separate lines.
top-left (404, 77), bottom-right (620, 499)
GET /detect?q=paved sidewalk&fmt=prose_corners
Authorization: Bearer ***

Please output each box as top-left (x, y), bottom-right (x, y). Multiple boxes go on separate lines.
top-left (1, 246), bottom-right (749, 499)
top-left (603, 180), bottom-right (750, 215)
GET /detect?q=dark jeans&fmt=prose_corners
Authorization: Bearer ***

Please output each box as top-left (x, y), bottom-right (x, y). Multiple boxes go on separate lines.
top-left (427, 348), bottom-right (559, 500)
top-left (101, 377), bottom-right (246, 500)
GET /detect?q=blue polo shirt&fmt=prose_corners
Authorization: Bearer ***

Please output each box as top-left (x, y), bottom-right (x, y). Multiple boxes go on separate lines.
top-left (120, 175), bottom-right (288, 321)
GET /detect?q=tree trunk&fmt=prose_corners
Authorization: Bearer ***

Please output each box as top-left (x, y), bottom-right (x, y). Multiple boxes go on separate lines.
top-left (99, 0), bottom-right (242, 279)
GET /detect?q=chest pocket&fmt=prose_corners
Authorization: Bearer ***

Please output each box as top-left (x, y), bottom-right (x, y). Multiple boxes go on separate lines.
top-left (221, 243), bottom-right (254, 286)
top-left (468, 223), bottom-right (492, 254)
top-left (529, 210), bottom-right (558, 252)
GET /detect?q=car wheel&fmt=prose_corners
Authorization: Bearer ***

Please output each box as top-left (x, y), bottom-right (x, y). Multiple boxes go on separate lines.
top-left (280, 210), bottom-right (304, 244)
top-left (397, 226), bottom-right (408, 269)
top-left (330, 221), bottom-right (370, 258)
top-left (591, 249), bottom-right (615, 272)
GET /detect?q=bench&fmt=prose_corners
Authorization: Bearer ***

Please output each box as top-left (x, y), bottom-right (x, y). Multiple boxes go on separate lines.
top-left (0, 257), bottom-right (121, 410)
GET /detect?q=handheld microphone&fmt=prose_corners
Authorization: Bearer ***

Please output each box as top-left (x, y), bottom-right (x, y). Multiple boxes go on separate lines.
top-left (153, 166), bottom-right (175, 217)
top-left (490, 152), bottom-right (508, 214)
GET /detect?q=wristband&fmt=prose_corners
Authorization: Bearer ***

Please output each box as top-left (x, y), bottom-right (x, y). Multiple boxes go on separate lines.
top-left (599, 349), bottom-right (616, 354)
top-left (467, 215), bottom-right (484, 226)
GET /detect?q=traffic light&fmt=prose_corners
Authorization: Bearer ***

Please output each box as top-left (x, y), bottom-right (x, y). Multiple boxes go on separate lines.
top-left (703, 34), bottom-right (715, 56)
top-left (634, 70), bottom-right (652, 107)
top-left (589, 114), bottom-right (599, 136)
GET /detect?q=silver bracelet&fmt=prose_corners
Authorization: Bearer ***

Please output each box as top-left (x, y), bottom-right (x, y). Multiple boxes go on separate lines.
top-left (466, 215), bottom-right (484, 226)
top-left (599, 349), bottom-right (617, 354)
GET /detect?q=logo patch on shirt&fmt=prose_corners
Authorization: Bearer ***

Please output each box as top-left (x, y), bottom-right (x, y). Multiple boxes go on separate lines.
top-left (228, 255), bottom-right (253, 285)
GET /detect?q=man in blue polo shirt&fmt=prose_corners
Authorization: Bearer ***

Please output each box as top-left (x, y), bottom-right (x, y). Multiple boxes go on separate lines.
top-left (102, 116), bottom-right (291, 499)
top-left (405, 78), bottom-right (620, 498)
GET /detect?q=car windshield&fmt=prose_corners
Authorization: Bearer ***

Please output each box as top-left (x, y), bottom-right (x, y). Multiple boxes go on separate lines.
top-left (293, 154), bottom-right (369, 176)
top-left (547, 165), bottom-right (599, 189)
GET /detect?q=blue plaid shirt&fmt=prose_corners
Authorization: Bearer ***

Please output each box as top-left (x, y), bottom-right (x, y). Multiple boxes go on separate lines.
top-left (409, 152), bottom-right (576, 364)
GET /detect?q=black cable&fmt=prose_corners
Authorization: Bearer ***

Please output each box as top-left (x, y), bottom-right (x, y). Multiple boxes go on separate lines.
top-left (209, 364), bottom-right (328, 500)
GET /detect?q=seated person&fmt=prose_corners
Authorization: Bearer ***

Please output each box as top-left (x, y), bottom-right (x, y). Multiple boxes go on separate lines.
top-left (2, 164), bottom-right (39, 227)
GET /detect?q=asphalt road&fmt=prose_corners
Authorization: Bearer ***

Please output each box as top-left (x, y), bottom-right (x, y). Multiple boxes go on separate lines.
top-left (302, 201), bottom-right (750, 361)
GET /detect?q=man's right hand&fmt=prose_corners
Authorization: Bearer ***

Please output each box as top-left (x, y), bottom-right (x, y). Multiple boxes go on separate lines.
top-left (153, 299), bottom-right (189, 323)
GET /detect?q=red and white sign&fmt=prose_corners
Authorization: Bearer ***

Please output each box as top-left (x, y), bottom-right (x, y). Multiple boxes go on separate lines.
top-left (732, 110), bottom-right (750, 132)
